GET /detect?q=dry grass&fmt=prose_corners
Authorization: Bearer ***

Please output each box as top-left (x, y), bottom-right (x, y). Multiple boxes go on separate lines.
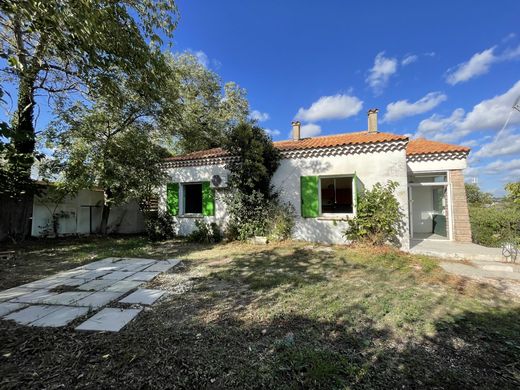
top-left (1, 236), bottom-right (520, 389)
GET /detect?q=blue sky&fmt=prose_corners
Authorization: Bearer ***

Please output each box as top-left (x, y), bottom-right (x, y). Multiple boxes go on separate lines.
top-left (2, 1), bottom-right (519, 195)
top-left (171, 0), bottom-right (520, 195)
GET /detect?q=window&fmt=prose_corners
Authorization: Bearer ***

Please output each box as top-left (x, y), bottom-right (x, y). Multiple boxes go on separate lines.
top-left (411, 173), bottom-right (447, 183)
top-left (183, 183), bottom-right (203, 214)
top-left (320, 177), bottom-right (353, 214)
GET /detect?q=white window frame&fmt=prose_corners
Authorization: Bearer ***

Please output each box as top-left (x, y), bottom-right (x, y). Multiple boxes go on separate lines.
top-left (180, 182), bottom-right (204, 217)
top-left (318, 175), bottom-right (356, 218)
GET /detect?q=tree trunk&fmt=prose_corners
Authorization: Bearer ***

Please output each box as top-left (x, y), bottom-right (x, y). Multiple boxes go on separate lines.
top-left (99, 189), bottom-right (112, 235)
top-left (0, 74), bottom-right (38, 242)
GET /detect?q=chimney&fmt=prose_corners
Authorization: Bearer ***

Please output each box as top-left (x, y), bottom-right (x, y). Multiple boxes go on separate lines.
top-left (292, 121), bottom-right (301, 141)
top-left (367, 108), bottom-right (379, 133)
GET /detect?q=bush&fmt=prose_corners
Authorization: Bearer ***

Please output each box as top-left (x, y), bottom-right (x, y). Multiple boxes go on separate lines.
top-left (188, 220), bottom-right (222, 244)
top-left (225, 190), bottom-right (271, 241)
top-left (344, 181), bottom-right (404, 246)
top-left (144, 211), bottom-right (176, 241)
top-left (469, 205), bottom-right (520, 247)
top-left (267, 201), bottom-right (295, 242)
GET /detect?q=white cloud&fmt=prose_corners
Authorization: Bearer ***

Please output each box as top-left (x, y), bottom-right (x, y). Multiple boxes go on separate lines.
top-left (402, 54), bottom-right (418, 66)
top-left (383, 92), bottom-right (447, 122)
top-left (300, 123), bottom-right (322, 137)
top-left (193, 50), bottom-right (209, 67)
top-left (417, 80), bottom-right (520, 141)
top-left (366, 52), bottom-right (398, 94)
top-left (264, 128), bottom-right (281, 137)
top-left (474, 128), bottom-right (520, 158)
top-left (295, 94), bottom-right (363, 122)
top-left (250, 110), bottom-right (270, 122)
top-left (482, 159), bottom-right (520, 179)
top-left (446, 45), bottom-right (520, 85)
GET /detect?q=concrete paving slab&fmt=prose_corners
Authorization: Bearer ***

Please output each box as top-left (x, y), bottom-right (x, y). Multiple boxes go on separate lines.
top-left (21, 277), bottom-right (69, 289)
top-left (10, 289), bottom-right (58, 304)
top-left (4, 305), bottom-right (62, 325)
top-left (81, 258), bottom-right (120, 270)
top-left (30, 306), bottom-right (90, 327)
top-left (115, 258), bottom-right (157, 265)
top-left (119, 289), bottom-right (165, 305)
top-left (78, 279), bottom-right (117, 291)
top-left (47, 278), bottom-right (88, 288)
top-left (0, 287), bottom-right (36, 302)
top-left (0, 302), bottom-right (28, 317)
top-left (100, 271), bottom-right (137, 281)
top-left (41, 291), bottom-right (93, 306)
top-left (75, 307), bottom-right (142, 332)
top-left (117, 263), bottom-right (152, 272)
top-left (55, 269), bottom-right (91, 278)
top-left (166, 259), bottom-right (181, 266)
top-left (125, 271), bottom-right (162, 282)
top-left (75, 291), bottom-right (125, 308)
top-left (104, 280), bottom-right (143, 293)
top-left (144, 262), bottom-right (176, 272)
top-left (74, 269), bottom-right (112, 281)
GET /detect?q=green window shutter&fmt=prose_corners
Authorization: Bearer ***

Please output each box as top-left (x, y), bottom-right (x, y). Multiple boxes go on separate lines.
top-left (301, 176), bottom-right (319, 218)
top-left (166, 183), bottom-right (179, 216)
top-left (202, 181), bottom-right (215, 216)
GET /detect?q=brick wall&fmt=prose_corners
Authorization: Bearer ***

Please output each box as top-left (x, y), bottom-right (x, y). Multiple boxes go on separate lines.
top-left (449, 170), bottom-right (472, 242)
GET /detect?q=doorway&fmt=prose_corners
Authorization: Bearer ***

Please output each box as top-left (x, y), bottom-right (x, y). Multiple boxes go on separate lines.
top-left (409, 173), bottom-right (450, 240)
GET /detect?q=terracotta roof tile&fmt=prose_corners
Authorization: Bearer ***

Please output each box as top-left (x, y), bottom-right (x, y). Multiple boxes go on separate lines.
top-left (165, 132), bottom-right (407, 162)
top-left (165, 132), bottom-right (470, 163)
top-left (406, 138), bottom-right (470, 156)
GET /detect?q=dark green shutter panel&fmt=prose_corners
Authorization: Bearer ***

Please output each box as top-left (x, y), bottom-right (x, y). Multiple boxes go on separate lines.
top-left (301, 176), bottom-right (319, 218)
top-left (202, 181), bottom-right (215, 216)
top-left (166, 183), bottom-right (179, 216)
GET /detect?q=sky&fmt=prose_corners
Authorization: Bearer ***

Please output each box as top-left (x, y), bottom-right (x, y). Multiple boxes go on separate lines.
top-left (2, 1), bottom-right (519, 195)
top-left (169, 0), bottom-right (520, 195)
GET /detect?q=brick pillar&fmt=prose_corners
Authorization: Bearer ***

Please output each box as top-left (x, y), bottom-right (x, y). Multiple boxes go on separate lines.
top-left (449, 170), bottom-right (472, 242)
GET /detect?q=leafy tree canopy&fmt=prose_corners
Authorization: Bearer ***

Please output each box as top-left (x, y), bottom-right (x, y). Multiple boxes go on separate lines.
top-left (465, 183), bottom-right (493, 206)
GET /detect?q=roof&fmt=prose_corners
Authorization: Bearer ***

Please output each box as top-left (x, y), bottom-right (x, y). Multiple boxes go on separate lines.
top-left (164, 132), bottom-right (470, 163)
top-left (165, 132), bottom-right (408, 162)
top-left (406, 138), bottom-right (470, 156)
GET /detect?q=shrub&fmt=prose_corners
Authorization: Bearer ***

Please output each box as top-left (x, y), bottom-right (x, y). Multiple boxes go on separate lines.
top-left (144, 211), bottom-right (175, 241)
top-left (267, 201), bottom-right (296, 241)
top-left (344, 181), bottom-right (404, 246)
top-left (469, 205), bottom-right (520, 247)
top-left (225, 190), bottom-right (271, 240)
top-left (188, 220), bottom-right (222, 243)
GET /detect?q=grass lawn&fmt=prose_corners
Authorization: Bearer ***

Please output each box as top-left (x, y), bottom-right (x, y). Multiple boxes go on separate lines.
top-left (1, 236), bottom-right (520, 389)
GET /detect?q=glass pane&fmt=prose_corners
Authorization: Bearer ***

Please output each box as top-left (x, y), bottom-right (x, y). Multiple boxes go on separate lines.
top-left (184, 183), bottom-right (203, 214)
top-left (432, 187), bottom-right (445, 213)
top-left (412, 174), bottom-right (447, 183)
top-left (321, 178), bottom-right (335, 213)
top-left (320, 177), bottom-right (353, 214)
top-left (334, 177), bottom-right (353, 213)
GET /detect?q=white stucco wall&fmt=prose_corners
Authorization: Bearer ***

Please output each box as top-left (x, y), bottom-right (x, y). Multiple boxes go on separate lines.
top-left (163, 148), bottom-right (411, 249)
top-left (271, 149), bottom-right (410, 248)
top-left (32, 189), bottom-right (145, 237)
top-left (407, 158), bottom-right (467, 173)
top-left (161, 164), bottom-right (230, 236)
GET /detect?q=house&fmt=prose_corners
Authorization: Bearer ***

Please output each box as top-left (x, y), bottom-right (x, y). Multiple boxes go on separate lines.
top-left (160, 109), bottom-right (471, 249)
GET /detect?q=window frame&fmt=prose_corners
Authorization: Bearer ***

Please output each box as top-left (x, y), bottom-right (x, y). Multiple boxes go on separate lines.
top-left (181, 182), bottom-right (204, 217)
top-left (318, 174), bottom-right (356, 218)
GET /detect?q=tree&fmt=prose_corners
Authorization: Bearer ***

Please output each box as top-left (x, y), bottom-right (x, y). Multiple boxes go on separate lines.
top-left (465, 183), bottom-right (493, 206)
top-left (0, 0), bottom-right (178, 239)
top-left (43, 72), bottom-right (174, 234)
top-left (223, 123), bottom-right (281, 239)
top-left (505, 182), bottom-right (520, 206)
top-left (162, 53), bottom-right (249, 154)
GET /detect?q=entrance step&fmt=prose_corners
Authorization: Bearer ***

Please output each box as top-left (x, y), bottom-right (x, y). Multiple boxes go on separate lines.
top-left (410, 240), bottom-right (503, 262)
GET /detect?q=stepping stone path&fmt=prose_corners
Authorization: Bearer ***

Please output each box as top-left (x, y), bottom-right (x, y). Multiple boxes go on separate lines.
top-left (0, 257), bottom-right (180, 332)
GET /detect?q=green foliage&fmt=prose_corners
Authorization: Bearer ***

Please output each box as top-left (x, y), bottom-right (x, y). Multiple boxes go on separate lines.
top-left (0, 0), bottom-right (179, 197)
top-left (225, 122), bottom-right (281, 198)
top-left (344, 181), bottom-right (405, 246)
top-left (465, 183), bottom-right (493, 205)
top-left (223, 122), bottom-right (282, 241)
top-left (144, 212), bottom-right (176, 242)
top-left (163, 53), bottom-right (249, 153)
top-left (505, 182), bottom-right (520, 206)
top-left (469, 205), bottom-right (520, 247)
top-left (267, 202), bottom-right (296, 242)
top-left (187, 220), bottom-right (223, 244)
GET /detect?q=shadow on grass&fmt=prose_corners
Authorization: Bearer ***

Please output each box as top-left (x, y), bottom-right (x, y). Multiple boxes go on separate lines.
top-left (1, 304), bottom-right (519, 389)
